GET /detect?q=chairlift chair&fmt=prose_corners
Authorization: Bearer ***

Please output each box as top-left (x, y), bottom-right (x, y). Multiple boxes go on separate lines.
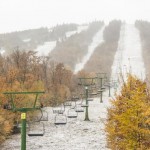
top-left (54, 114), bottom-right (67, 125)
top-left (75, 105), bottom-right (84, 112)
top-left (28, 121), bottom-right (45, 136)
top-left (40, 109), bottom-right (48, 121)
top-left (53, 104), bottom-right (65, 114)
top-left (3, 103), bottom-right (12, 110)
top-left (64, 101), bottom-right (72, 107)
top-left (67, 108), bottom-right (78, 118)
top-left (89, 84), bottom-right (98, 97)
top-left (70, 99), bottom-right (77, 109)
top-left (81, 103), bottom-right (89, 107)
top-left (81, 98), bottom-right (89, 107)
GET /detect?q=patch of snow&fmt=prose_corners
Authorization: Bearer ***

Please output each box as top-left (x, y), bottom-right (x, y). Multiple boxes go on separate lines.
top-left (0, 48), bottom-right (5, 55)
top-left (65, 25), bottom-right (89, 38)
top-left (74, 26), bottom-right (105, 74)
top-left (22, 38), bottom-right (31, 42)
top-left (35, 41), bottom-right (56, 56)
top-left (65, 30), bottom-right (77, 38)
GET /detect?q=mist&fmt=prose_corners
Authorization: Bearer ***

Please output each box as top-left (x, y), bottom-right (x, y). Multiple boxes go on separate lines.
top-left (0, 0), bottom-right (150, 33)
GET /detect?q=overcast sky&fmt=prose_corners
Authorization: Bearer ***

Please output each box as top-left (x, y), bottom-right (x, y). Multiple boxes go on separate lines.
top-left (0, 0), bottom-right (149, 33)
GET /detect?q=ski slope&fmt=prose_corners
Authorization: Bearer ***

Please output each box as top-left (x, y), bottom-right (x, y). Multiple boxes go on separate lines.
top-left (74, 26), bottom-right (105, 74)
top-left (35, 25), bottom-right (89, 57)
top-left (111, 23), bottom-right (145, 81)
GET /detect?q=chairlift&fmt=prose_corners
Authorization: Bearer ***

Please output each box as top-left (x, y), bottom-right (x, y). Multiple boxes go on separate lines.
top-left (40, 109), bottom-right (48, 121)
top-left (67, 108), bottom-right (78, 118)
top-left (80, 98), bottom-right (89, 107)
top-left (53, 104), bottom-right (65, 114)
top-left (87, 98), bottom-right (93, 101)
top-left (89, 92), bottom-right (97, 96)
top-left (13, 122), bottom-right (30, 134)
top-left (54, 114), bottom-right (67, 125)
top-left (75, 105), bottom-right (84, 112)
top-left (97, 89), bottom-right (104, 95)
top-left (3, 103), bottom-right (12, 110)
top-left (28, 121), bottom-right (45, 136)
top-left (81, 103), bottom-right (89, 107)
top-left (71, 95), bottom-right (80, 102)
top-left (89, 85), bottom-right (98, 97)
top-left (64, 101), bottom-right (72, 107)
top-left (13, 121), bottom-right (22, 134)
top-left (69, 98), bottom-right (77, 109)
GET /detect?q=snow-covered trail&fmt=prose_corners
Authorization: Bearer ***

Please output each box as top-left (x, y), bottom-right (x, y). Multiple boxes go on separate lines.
top-left (111, 23), bottom-right (145, 81)
top-left (35, 25), bottom-right (88, 56)
top-left (65, 25), bottom-right (88, 38)
top-left (35, 41), bottom-right (57, 56)
top-left (1, 92), bottom-right (111, 150)
top-left (74, 26), bottom-right (105, 74)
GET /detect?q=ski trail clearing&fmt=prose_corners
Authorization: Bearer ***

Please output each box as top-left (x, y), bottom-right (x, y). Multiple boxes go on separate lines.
top-left (74, 26), bottom-right (105, 74)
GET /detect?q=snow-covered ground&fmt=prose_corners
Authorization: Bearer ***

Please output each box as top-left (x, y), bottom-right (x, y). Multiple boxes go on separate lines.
top-left (74, 26), bottom-right (105, 74)
top-left (1, 91), bottom-right (112, 150)
top-left (35, 41), bottom-right (56, 56)
top-left (111, 23), bottom-right (145, 81)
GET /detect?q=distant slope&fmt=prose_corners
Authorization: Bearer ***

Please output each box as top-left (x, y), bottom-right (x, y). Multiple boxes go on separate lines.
top-left (84, 20), bottom-right (121, 77)
top-left (50, 21), bottom-right (104, 70)
top-left (0, 20), bottom-right (122, 76)
top-left (0, 23), bottom-right (77, 54)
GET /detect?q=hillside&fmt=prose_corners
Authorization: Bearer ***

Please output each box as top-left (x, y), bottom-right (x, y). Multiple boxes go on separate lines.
top-left (0, 23), bottom-right (77, 54)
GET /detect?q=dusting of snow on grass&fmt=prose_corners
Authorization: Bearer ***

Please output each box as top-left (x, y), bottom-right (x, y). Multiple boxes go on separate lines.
top-left (74, 26), bottom-right (105, 74)
top-left (1, 90), bottom-right (112, 150)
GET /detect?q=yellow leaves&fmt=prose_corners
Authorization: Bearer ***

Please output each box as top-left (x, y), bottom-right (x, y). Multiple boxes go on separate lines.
top-left (3, 121), bottom-right (12, 135)
top-left (0, 110), bottom-right (14, 144)
top-left (106, 75), bottom-right (150, 150)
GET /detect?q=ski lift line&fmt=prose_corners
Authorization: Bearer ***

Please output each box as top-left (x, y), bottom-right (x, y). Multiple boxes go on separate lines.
top-left (81, 104), bottom-right (89, 107)
top-left (28, 122), bottom-right (45, 136)
top-left (75, 107), bottom-right (84, 112)
top-left (54, 114), bottom-right (67, 125)
top-left (67, 108), bottom-right (78, 118)
top-left (40, 109), bottom-right (48, 121)
top-left (64, 101), bottom-right (72, 107)
top-left (53, 109), bottom-right (65, 114)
